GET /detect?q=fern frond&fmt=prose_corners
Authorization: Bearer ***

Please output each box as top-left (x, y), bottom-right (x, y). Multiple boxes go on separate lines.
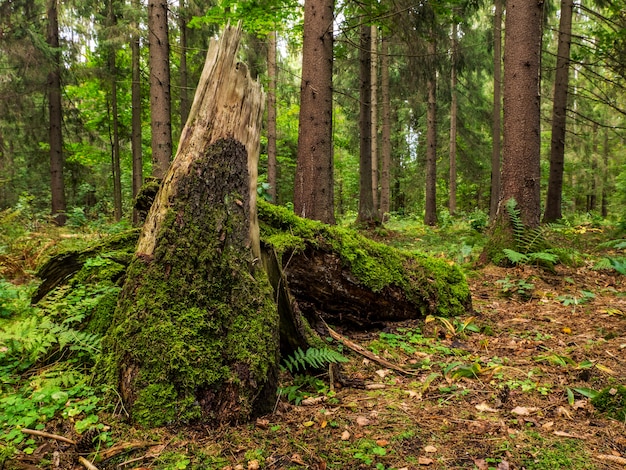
top-left (282, 347), bottom-right (348, 373)
top-left (502, 249), bottom-right (529, 265)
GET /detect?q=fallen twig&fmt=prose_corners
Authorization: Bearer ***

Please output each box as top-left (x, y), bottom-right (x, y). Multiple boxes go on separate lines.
top-left (78, 456), bottom-right (100, 470)
top-left (21, 428), bottom-right (76, 445)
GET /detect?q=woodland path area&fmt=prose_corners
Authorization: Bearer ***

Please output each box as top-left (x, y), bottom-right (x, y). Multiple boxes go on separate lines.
top-left (12, 258), bottom-right (625, 470)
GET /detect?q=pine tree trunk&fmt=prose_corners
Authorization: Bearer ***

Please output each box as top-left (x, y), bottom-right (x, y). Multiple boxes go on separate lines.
top-left (47, 0), bottom-right (67, 226)
top-left (380, 36), bottom-right (392, 221)
top-left (131, 0), bottom-right (143, 225)
top-left (424, 38), bottom-right (437, 226)
top-left (370, 25), bottom-right (379, 214)
top-left (543, 0), bottom-right (573, 223)
top-left (489, 0), bottom-right (503, 222)
top-left (267, 30), bottom-right (278, 203)
top-left (109, 0), bottom-right (122, 222)
top-left (449, 22), bottom-right (458, 216)
top-left (179, 0), bottom-right (190, 127)
top-left (101, 25), bottom-right (275, 427)
top-left (148, 0), bottom-right (172, 179)
top-left (294, 0), bottom-right (335, 224)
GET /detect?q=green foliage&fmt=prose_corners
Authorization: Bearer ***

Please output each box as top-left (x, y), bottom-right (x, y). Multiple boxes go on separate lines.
top-left (590, 385), bottom-right (626, 421)
top-left (281, 347), bottom-right (348, 374)
top-left (496, 277), bottom-right (535, 300)
top-left (520, 434), bottom-right (594, 470)
top-left (279, 374), bottom-right (331, 405)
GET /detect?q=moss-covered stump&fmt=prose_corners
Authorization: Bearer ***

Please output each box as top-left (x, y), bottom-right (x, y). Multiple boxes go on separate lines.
top-left (258, 201), bottom-right (472, 330)
top-left (101, 139), bottom-right (278, 427)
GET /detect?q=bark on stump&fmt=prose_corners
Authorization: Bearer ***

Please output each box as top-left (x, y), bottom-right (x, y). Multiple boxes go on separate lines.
top-left (100, 24), bottom-right (276, 426)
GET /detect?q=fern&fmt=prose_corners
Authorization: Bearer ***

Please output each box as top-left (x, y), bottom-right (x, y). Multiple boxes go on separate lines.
top-left (502, 249), bottom-right (529, 265)
top-left (282, 347), bottom-right (349, 373)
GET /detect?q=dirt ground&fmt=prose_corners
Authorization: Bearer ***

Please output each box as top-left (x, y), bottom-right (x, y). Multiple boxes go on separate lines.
top-left (10, 263), bottom-right (626, 470)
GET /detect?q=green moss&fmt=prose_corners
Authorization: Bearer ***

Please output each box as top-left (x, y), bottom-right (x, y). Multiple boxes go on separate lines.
top-left (258, 200), bottom-right (471, 317)
top-left (591, 385), bottom-right (626, 421)
top-left (100, 139), bottom-right (279, 427)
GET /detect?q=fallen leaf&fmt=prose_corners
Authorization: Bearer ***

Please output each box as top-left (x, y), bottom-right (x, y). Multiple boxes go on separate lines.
top-left (561, 326), bottom-right (572, 334)
top-left (541, 421), bottom-right (554, 430)
top-left (247, 460), bottom-right (260, 470)
top-left (301, 396), bottom-right (326, 406)
top-left (418, 456), bottom-right (434, 465)
top-left (340, 430), bottom-right (350, 441)
top-left (303, 421), bottom-right (315, 427)
top-left (320, 420), bottom-right (327, 429)
top-left (596, 454), bottom-right (626, 465)
top-left (476, 402), bottom-right (499, 413)
top-left (510, 406), bottom-right (538, 416)
top-left (423, 445), bottom-right (437, 453)
top-left (375, 369), bottom-right (391, 378)
top-left (376, 439), bottom-right (389, 447)
top-left (497, 461), bottom-right (511, 470)
top-left (554, 430), bottom-right (583, 438)
top-left (290, 454), bottom-right (306, 465)
top-left (365, 383), bottom-right (386, 390)
top-left (473, 458), bottom-right (488, 469)
top-left (356, 416), bottom-right (370, 426)
top-left (255, 418), bottom-right (269, 429)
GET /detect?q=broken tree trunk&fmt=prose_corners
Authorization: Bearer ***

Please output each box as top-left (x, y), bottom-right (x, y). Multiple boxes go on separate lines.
top-left (99, 24), bottom-right (277, 427)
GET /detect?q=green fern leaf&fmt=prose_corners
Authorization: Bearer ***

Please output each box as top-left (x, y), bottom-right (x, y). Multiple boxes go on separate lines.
top-left (502, 249), bottom-right (529, 265)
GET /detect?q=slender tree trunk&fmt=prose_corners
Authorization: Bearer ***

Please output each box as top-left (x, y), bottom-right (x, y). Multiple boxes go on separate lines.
top-left (449, 22), bottom-right (458, 215)
top-left (489, 0), bottom-right (503, 222)
top-left (424, 38), bottom-right (437, 226)
top-left (131, 0), bottom-right (143, 225)
top-left (601, 126), bottom-right (608, 217)
top-left (543, 0), bottom-right (573, 222)
top-left (357, 24), bottom-right (377, 225)
top-left (294, 0), bottom-right (335, 224)
top-left (109, 0), bottom-right (122, 221)
top-left (148, 0), bottom-right (172, 179)
top-left (589, 123), bottom-right (598, 211)
top-left (370, 25), bottom-right (379, 214)
top-left (267, 30), bottom-right (278, 203)
top-left (47, 0), bottom-right (66, 226)
top-left (380, 35), bottom-right (392, 221)
top-left (102, 25), bottom-right (273, 427)
top-left (500, 0), bottom-right (543, 228)
top-left (179, 0), bottom-right (190, 127)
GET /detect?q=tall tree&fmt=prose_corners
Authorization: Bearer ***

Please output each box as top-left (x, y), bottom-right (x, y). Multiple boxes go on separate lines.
top-left (148, 0), bottom-right (172, 179)
top-left (543, 0), bottom-right (574, 222)
top-left (424, 35), bottom-right (437, 226)
top-left (179, 0), bottom-right (191, 127)
top-left (131, 0), bottom-right (143, 224)
top-left (371, 24), bottom-right (379, 214)
top-left (294, 0), bottom-right (335, 223)
top-left (357, 23), bottom-right (378, 224)
top-left (489, 0), bottom-right (503, 221)
top-left (379, 35), bottom-right (392, 221)
top-left (47, 0), bottom-right (67, 226)
top-left (108, 0), bottom-right (123, 221)
top-left (499, 0), bottom-right (543, 227)
top-left (267, 29), bottom-right (278, 203)
top-left (448, 20), bottom-right (458, 215)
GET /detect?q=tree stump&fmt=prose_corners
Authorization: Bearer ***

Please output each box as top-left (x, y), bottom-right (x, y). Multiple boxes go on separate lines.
top-left (99, 24), bottom-right (277, 426)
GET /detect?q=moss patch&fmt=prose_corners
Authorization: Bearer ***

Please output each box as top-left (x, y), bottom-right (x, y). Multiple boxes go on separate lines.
top-left (591, 385), bottom-right (626, 421)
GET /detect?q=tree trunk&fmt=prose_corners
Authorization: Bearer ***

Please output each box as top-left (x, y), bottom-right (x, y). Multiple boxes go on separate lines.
top-left (380, 35), bottom-right (392, 221)
top-left (294, 0), bottom-right (335, 224)
top-left (424, 38), bottom-right (437, 226)
top-left (357, 24), bottom-right (378, 225)
top-left (108, 0), bottom-right (122, 222)
top-left (449, 22), bottom-right (458, 216)
top-left (101, 25), bottom-right (274, 427)
top-left (148, 0), bottom-right (172, 179)
top-left (179, 0), bottom-right (191, 128)
top-left (47, 0), bottom-right (67, 226)
top-left (499, 0), bottom-right (543, 228)
top-left (267, 30), bottom-right (278, 203)
top-left (489, 0), bottom-right (503, 222)
top-left (131, 0), bottom-right (143, 225)
top-left (371, 25), bottom-right (379, 214)
top-left (543, 0), bottom-right (573, 223)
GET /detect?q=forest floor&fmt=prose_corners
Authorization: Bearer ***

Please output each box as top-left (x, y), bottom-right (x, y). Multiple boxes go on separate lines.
top-left (2, 225), bottom-right (626, 470)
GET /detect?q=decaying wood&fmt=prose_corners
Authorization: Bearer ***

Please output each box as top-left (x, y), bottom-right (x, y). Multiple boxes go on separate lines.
top-left (139, 21), bottom-right (264, 259)
top-left (21, 428), bottom-right (76, 445)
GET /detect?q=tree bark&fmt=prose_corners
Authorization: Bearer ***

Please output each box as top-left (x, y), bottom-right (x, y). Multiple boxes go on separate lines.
top-left (357, 24), bottom-right (378, 225)
top-left (108, 0), bottom-right (122, 221)
top-left (294, 0), bottom-right (335, 224)
top-left (267, 30), bottom-right (278, 203)
top-left (489, 0), bottom-right (503, 222)
top-left (424, 37), bottom-right (437, 226)
top-left (179, 0), bottom-right (191, 128)
top-left (148, 0), bottom-right (172, 179)
top-left (47, 0), bottom-right (67, 226)
top-left (102, 25), bottom-right (273, 427)
top-left (380, 35), bottom-right (392, 221)
top-left (449, 22), bottom-right (458, 216)
top-left (499, 0), bottom-right (543, 228)
top-left (543, 0), bottom-right (573, 223)
top-left (371, 25), bottom-right (379, 214)
top-left (131, 0), bottom-right (143, 225)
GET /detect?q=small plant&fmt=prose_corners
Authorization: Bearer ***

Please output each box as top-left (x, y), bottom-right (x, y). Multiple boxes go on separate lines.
top-left (425, 315), bottom-right (479, 338)
top-left (556, 290), bottom-right (595, 309)
top-left (496, 276), bottom-right (535, 300)
top-left (278, 374), bottom-right (331, 405)
top-left (281, 347), bottom-right (348, 374)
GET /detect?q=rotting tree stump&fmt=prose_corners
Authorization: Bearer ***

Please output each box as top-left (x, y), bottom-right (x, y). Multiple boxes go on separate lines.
top-left (99, 24), bottom-right (278, 427)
